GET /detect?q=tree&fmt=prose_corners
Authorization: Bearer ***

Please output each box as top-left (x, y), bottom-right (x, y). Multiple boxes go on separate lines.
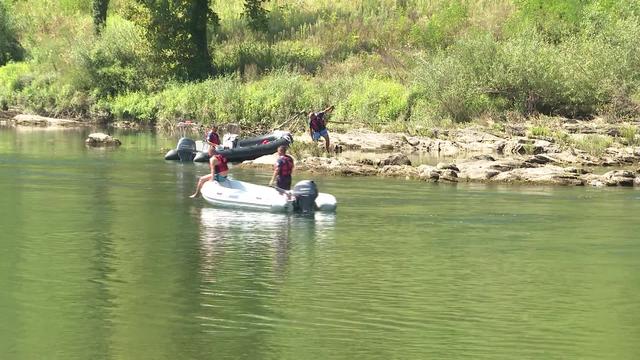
top-left (243, 0), bottom-right (269, 32)
top-left (0, 0), bottom-right (24, 65)
top-left (129, 0), bottom-right (215, 81)
top-left (92, 0), bottom-right (110, 35)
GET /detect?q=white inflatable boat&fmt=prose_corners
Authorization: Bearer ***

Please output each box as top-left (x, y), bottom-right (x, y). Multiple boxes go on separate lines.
top-left (200, 179), bottom-right (337, 213)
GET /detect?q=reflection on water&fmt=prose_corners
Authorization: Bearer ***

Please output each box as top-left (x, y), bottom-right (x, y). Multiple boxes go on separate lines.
top-left (2, 128), bottom-right (640, 360)
top-left (198, 207), bottom-right (336, 279)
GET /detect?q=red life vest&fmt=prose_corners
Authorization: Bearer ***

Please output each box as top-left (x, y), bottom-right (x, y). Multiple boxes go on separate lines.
top-left (276, 155), bottom-right (294, 177)
top-left (206, 131), bottom-right (220, 145)
top-left (310, 112), bottom-right (326, 132)
top-left (212, 154), bottom-right (228, 174)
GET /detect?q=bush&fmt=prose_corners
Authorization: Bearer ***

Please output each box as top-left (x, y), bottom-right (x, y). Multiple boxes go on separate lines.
top-left (570, 134), bottom-right (613, 156)
top-left (337, 74), bottom-right (408, 125)
top-left (213, 39), bottom-right (324, 76)
top-left (74, 16), bottom-right (155, 96)
top-left (0, 1), bottom-right (24, 65)
top-left (110, 92), bottom-right (158, 123)
top-left (0, 62), bottom-right (32, 104)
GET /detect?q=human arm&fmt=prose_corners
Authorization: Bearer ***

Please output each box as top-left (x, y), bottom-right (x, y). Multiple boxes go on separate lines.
top-left (209, 157), bottom-right (217, 177)
top-left (323, 105), bottom-right (335, 113)
top-left (269, 165), bottom-right (279, 186)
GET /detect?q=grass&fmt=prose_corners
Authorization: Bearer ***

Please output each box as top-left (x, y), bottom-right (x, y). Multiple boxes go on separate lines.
top-left (570, 134), bottom-right (614, 156)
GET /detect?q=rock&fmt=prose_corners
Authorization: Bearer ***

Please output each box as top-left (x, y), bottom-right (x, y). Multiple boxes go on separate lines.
top-left (601, 170), bottom-right (636, 186)
top-left (524, 154), bottom-right (556, 165)
top-left (470, 154), bottom-right (495, 161)
top-left (416, 165), bottom-right (440, 182)
top-left (13, 114), bottom-right (83, 127)
top-left (493, 166), bottom-right (583, 185)
top-left (403, 135), bottom-right (421, 146)
top-left (436, 162), bottom-right (459, 172)
top-left (635, 177), bottom-right (640, 186)
top-left (439, 169), bottom-right (458, 182)
top-left (85, 133), bottom-right (122, 147)
top-left (379, 165), bottom-right (418, 178)
top-left (378, 153), bottom-right (411, 166)
top-left (357, 158), bottom-right (375, 166)
top-left (499, 140), bottom-right (527, 155)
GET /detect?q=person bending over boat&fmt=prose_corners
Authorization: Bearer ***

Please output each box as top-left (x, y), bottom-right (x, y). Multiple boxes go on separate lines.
top-left (269, 145), bottom-right (294, 190)
top-left (309, 105), bottom-right (334, 152)
top-left (189, 146), bottom-right (229, 198)
top-left (205, 125), bottom-right (220, 148)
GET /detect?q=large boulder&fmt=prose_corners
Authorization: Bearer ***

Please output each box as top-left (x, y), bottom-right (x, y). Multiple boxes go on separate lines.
top-left (493, 165), bottom-right (584, 185)
top-left (378, 153), bottom-right (411, 166)
top-left (85, 133), bottom-right (121, 147)
top-left (601, 170), bottom-right (636, 186)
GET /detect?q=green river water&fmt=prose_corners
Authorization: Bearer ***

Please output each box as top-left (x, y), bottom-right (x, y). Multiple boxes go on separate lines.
top-left (1, 127), bottom-right (639, 360)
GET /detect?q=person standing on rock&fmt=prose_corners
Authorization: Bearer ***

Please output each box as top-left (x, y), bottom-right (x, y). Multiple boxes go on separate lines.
top-left (309, 105), bottom-right (334, 152)
top-left (189, 146), bottom-right (229, 198)
top-left (205, 125), bottom-right (220, 149)
top-left (269, 145), bottom-right (295, 190)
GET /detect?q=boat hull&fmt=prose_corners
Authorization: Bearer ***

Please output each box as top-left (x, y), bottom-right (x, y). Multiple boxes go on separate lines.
top-left (201, 179), bottom-right (336, 213)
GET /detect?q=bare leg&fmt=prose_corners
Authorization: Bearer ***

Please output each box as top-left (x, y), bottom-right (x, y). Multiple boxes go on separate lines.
top-left (190, 174), bottom-right (212, 198)
top-left (322, 133), bottom-right (331, 152)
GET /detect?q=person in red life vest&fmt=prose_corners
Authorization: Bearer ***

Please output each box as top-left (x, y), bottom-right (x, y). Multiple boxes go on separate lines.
top-left (189, 146), bottom-right (229, 198)
top-left (308, 105), bottom-right (335, 152)
top-left (269, 145), bottom-right (295, 190)
top-left (205, 125), bottom-right (220, 148)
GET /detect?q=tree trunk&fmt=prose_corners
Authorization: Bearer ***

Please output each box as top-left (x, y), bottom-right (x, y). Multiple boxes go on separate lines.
top-left (92, 0), bottom-right (109, 35)
top-left (186, 0), bottom-right (212, 80)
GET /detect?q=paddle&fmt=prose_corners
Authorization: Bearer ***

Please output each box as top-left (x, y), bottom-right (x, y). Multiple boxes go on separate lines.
top-left (270, 185), bottom-right (293, 200)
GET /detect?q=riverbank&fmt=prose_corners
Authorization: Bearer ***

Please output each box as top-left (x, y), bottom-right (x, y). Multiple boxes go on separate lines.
top-left (3, 112), bottom-right (640, 187)
top-left (245, 118), bottom-right (640, 187)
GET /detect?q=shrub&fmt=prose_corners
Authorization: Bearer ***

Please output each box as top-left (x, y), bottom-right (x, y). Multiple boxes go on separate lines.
top-left (0, 1), bottom-right (24, 65)
top-left (570, 134), bottom-right (613, 156)
top-left (213, 40), bottom-right (324, 76)
top-left (339, 74), bottom-right (408, 125)
top-left (74, 16), bottom-right (155, 96)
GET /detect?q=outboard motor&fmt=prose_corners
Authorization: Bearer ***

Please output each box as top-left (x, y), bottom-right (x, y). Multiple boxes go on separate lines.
top-left (292, 180), bottom-right (319, 213)
top-left (176, 137), bottom-right (197, 162)
top-left (223, 133), bottom-right (239, 149)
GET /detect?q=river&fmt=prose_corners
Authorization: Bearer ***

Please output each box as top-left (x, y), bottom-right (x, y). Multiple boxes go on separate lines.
top-left (1, 127), bottom-right (639, 359)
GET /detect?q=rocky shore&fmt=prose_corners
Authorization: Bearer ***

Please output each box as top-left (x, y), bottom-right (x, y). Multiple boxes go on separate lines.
top-left (3, 112), bottom-right (640, 187)
top-left (245, 120), bottom-right (640, 187)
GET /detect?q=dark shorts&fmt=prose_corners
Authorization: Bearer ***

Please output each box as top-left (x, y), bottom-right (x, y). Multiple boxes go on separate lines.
top-left (214, 174), bottom-right (227, 182)
top-left (276, 175), bottom-right (292, 190)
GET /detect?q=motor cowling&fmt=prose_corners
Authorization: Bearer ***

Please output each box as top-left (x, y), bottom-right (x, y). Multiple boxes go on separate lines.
top-left (176, 137), bottom-right (196, 162)
top-left (292, 180), bottom-right (318, 213)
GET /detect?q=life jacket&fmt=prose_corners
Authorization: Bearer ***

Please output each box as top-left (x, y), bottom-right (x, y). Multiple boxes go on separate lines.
top-left (206, 131), bottom-right (220, 145)
top-left (276, 155), bottom-right (294, 177)
top-left (309, 112), bottom-right (326, 132)
top-left (212, 154), bottom-right (228, 174)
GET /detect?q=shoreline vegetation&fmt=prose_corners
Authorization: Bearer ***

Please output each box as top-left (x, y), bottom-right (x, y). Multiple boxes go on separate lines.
top-left (1, 0), bottom-right (639, 186)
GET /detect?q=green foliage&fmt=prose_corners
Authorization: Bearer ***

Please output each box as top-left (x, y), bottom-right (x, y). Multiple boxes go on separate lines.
top-left (2, 0), bottom-right (640, 129)
top-left (126, 0), bottom-right (213, 81)
top-left (529, 125), bottom-right (551, 137)
top-left (409, 0), bottom-right (469, 49)
top-left (0, 1), bottom-right (25, 65)
top-left (338, 74), bottom-right (408, 125)
top-left (109, 91), bottom-right (157, 122)
top-left (92, 0), bottom-right (110, 34)
top-left (243, 0), bottom-right (269, 32)
top-left (0, 62), bottom-right (31, 104)
top-left (507, 0), bottom-right (587, 43)
top-left (75, 16), bottom-right (154, 96)
top-left (570, 134), bottom-right (613, 156)
top-left (619, 125), bottom-right (639, 146)
top-left (213, 40), bottom-right (324, 76)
